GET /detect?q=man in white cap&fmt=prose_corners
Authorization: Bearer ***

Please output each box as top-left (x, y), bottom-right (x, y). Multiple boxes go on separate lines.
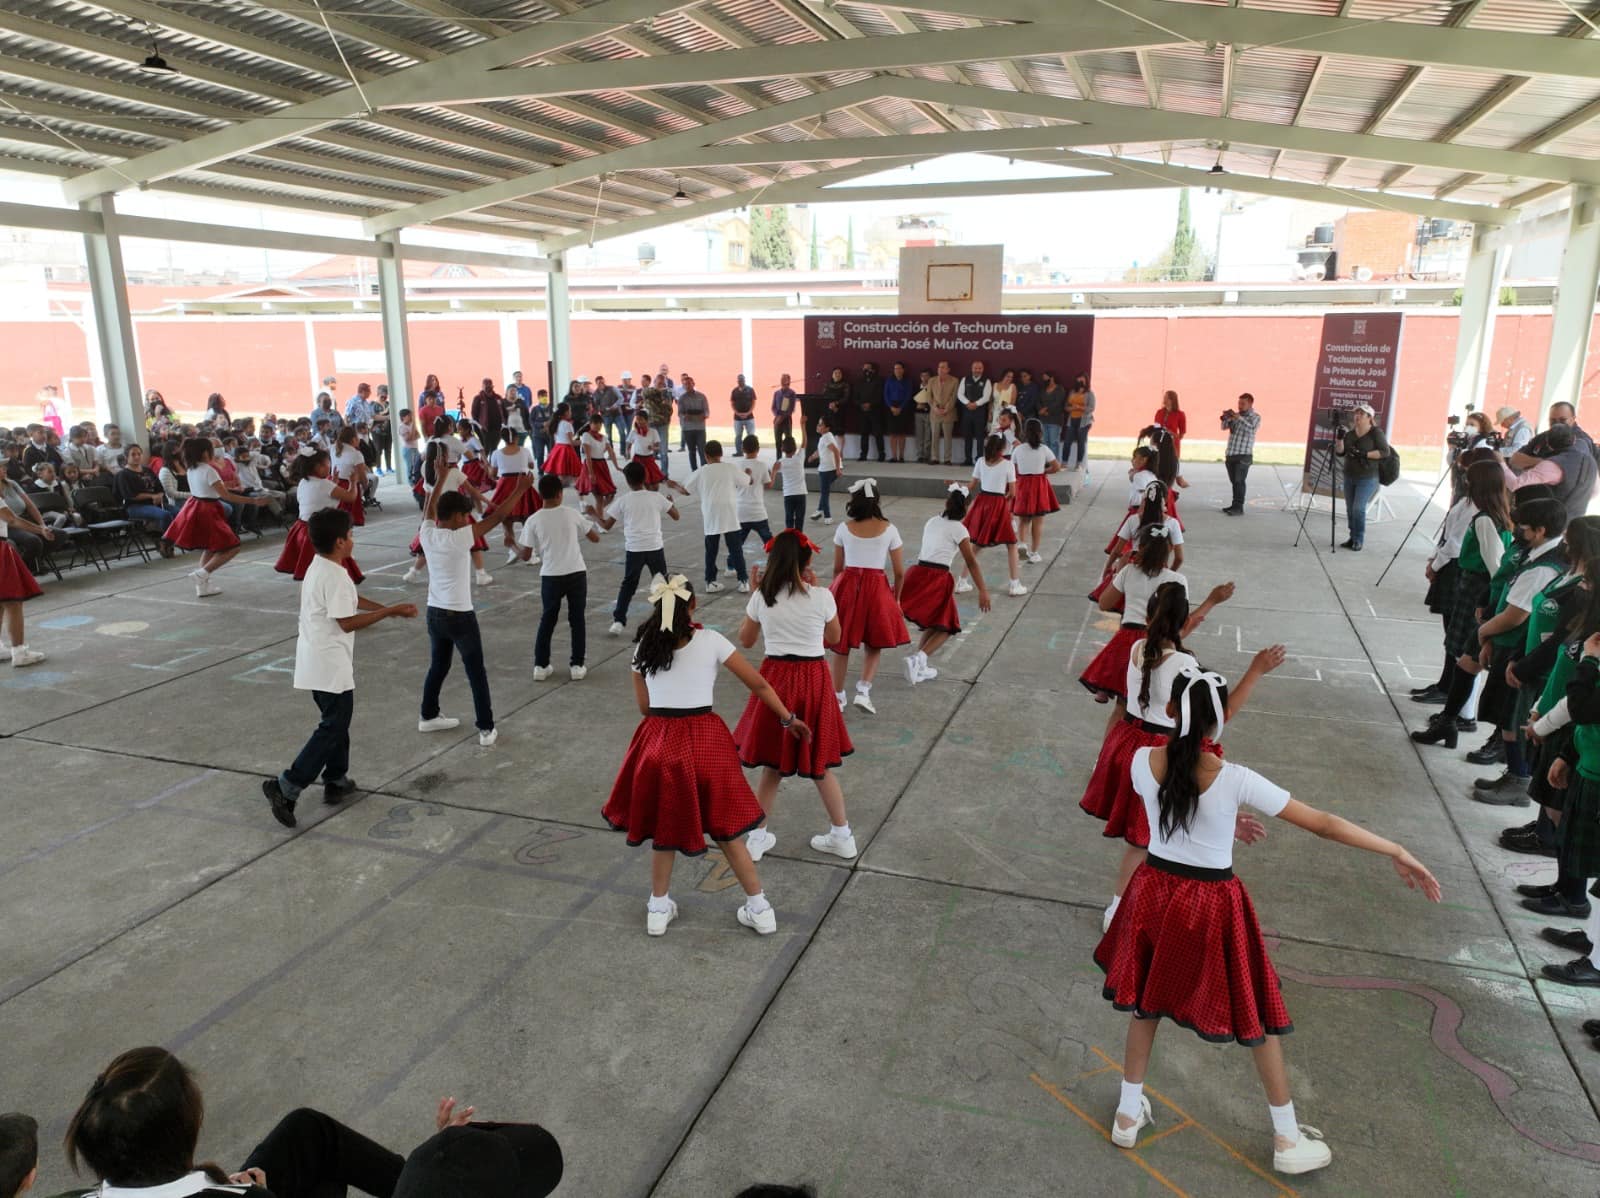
top-left (1497, 405), bottom-right (1533, 459)
top-left (616, 370), bottom-right (638, 445)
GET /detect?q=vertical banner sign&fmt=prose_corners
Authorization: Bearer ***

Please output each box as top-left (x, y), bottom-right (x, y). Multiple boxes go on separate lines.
top-left (1302, 312), bottom-right (1404, 495)
top-left (802, 315), bottom-right (1095, 395)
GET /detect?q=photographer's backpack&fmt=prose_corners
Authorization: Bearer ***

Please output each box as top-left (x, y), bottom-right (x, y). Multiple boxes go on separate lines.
top-left (1378, 445), bottom-right (1401, 486)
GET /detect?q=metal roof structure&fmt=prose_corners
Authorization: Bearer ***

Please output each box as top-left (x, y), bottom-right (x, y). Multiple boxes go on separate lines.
top-left (7, 0), bottom-right (1600, 248)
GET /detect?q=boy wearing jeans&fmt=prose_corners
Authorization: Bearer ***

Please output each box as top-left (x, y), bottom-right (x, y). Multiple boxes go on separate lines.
top-left (735, 435), bottom-right (774, 555)
top-left (263, 509), bottom-right (416, 828)
top-left (685, 439), bottom-right (750, 593)
top-left (520, 474), bottom-right (599, 680)
top-left (417, 474), bottom-right (528, 746)
top-left (807, 416), bottom-right (843, 524)
top-left (772, 434), bottom-right (808, 530)
top-left (598, 460), bottom-right (683, 634)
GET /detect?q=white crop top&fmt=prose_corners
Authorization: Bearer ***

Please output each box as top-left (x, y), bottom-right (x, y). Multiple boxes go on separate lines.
top-left (296, 476), bottom-right (339, 518)
top-left (971, 458), bottom-right (1016, 495)
top-left (1127, 469), bottom-right (1158, 508)
top-left (915, 515), bottom-right (969, 567)
top-left (187, 461), bottom-right (222, 499)
top-left (554, 420), bottom-right (575, 446)
top-left (1123, 643), bottom-right (1200, 727)
top-left (745, 584), bottom-right (836, 657)
top-left (1131, 747), bottom-right (1290, 870)
top-left (627, 429), bottom-right (659, 457)
top-left (1011, 443), bottom-right (1056, 476)
top-left (491, 445), bottom-right (533, 474)
top-left (333, 445), bottom-right (364, 479)
top-left (834, 522), bottom-right (903, 569)
top-left (1116, 513), bottom-right (1184, 546)
top-left (581, 430), bottom-right (609, 459)
top-left (633, 627), bottom-right (736, 708)
top-left (1114, 565), bottom-right (1187, 628)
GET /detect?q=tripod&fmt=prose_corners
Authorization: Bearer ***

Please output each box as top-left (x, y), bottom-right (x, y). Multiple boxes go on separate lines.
top-left (1375, 461), bottom-right (1454, 588)
top-left (1292, 433), bottom-right (1341, 552)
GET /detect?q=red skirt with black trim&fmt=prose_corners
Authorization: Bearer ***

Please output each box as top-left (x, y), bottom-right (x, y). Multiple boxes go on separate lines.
top-left (632, 453), bottom-right (665, 486)
top-left (1095, 859), bottom-right (1292, 1046)
top-left (576, 458), bottom-right (616, 496)
top-left (900, 562), bottom-right (960, 633)
top-left (462, 459), bottom-right (488, 489)
top-left (1012, 473), bottom-right (1060, 517)
top-left (164, 497), bottom-right (239, 553)
top-left (274, 520), bottom-right (364, 585)
top-left (337, 493), bottom-right (365, 527)
top-left (0, 540), bottom-right (41, 602)
top-left (489, 473), bottom-right (541, 519)
top-left (1079, 623), bottom-right (1143, 701)
top-left (543, 443), bottom-right (581, 477)
top-left (963, 492), bottom-right (1017, 547)
top-left (1080, 718), bottom-right (1223, 846)
top-left (602, 711), bottom-right (766, 855)
top-left (734, 656), bottom-right (854, 778)
top-left (828, 566), bottom-right (910, 652)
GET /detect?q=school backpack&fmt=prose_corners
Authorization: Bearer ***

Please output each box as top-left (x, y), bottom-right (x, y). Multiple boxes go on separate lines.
top-left (1378, 447), bottom-right (1401, 486)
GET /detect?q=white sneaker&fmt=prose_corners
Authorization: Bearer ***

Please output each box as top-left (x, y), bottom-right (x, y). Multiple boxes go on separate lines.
top-left (569, 664), bottom-right (587, 680)
top-left (836, 692), bottom-right (847, 712)
top-left (737, 903), bottom-right (777, 935)
top-left (810, 830), bottom-right (858, 859)
top-left (903, 654), bottom-right (921, 686)
top-left (705, 580), bottom-right (726, 593)
top-left (478, 727), bottom-right (498, 747)
top-left (746, 827), bottom-right (777, 862)
top-left (475, 569), bottom-right (494, 586)
top-left (1273, 1126), bottom-right (1332, 1175)
top-left (608, 620), bottom-right (625, 636)
top-left (505, 548), bottom-right (521, 565)
top-left (723, 566), bottom-right (739, 577)
top-left (196, 579), bottom-right (222, 598)
top-left (919, 663), bottom-right (938, 681)
top-left (0, 641), bottom-right (12, 662)
top-left (810, 510), bottom-right (824, 520)
top-left (953, 577), bottom-right (974, 594)
top-left (1112, 1096), bottom-right (1153, 1149)
top-left (533, 665), bottom-right (553, 681)
top-left (646, 900), bottom-right (678, 937)
top-left (10, 647), bottom-right (46, 668)
top-left (525, 552), bottom-right (540, 566)
top-left (402, 566), bottom-right (424, 583)
top-left (418, 716), bottom-right (460, 732)
top-left (737, 580), bottom-right (750, 593)
top-left (1007, 579), bottom-right (1029, 597)
top-left (852, 689), bottom-right (876, 714)
top-left (821, 516), bottom-right (833, 525)
top-left (1026, 550), bottom-right (1043, 564)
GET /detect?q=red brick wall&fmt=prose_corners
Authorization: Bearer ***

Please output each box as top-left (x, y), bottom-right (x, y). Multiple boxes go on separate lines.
top-left (1331, 211), bottom-right (1417, 280)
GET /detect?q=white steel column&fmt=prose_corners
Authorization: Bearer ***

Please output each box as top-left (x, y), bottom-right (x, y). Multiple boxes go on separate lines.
top-left (1448, 229), bottom-right (1505, 421)
top-left (546, 251), bottom-right (572, 398)
top-left (79, 194), bottom-right (143, 445)
top-left (376, 231), bottom-right (413, 415)
top-left (1542, 186), bottom-right (1600, 416)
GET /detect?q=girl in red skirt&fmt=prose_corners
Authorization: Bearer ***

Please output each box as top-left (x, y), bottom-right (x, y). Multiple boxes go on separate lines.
top-left (955, 434), bottom-right (1027, 599)
top-left (542, 402), bottom-right (581, 484)
top-left (164, 437), bottom-right (270, 598)
top-left (900, 484), bottom-right (990, 685)
top-left (576, 412), bottom-right (620, 524)
top-left (828, 479), bottom-right (908, 715)
top-left (1090, 481), bottom-right (1183, 605)
top-left (735, 529), bottom-right (857, 862)
top-left (602, 573), bottom-right (811, 937)
top-left (1010, 419), bottom-right (1061, 565)
top-left (486, 428), bottom-right (540, 565)
top-left (402, 440), bottom-right (495, 585)
top-left (1098, 667), bottom-right (1439, 1175)
top-left (626, 413), bottom-right (665, 488)
top-left (0, 502), bottom-right (49, 667)
top-left (331, 427), bottom-right (368, 528)
top-left (275, 448), bottom-right (364, 584)
top-left (459, 423), bottom-right (490, 490)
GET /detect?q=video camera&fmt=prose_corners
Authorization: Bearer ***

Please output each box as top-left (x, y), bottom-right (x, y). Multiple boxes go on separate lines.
top-left (1445, 404), bottom-right (1500, 451)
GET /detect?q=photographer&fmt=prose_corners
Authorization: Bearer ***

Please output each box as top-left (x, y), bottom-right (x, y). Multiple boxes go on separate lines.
top-left (1220, 393), bottom-right (1259, 516)
top-left (1333, 402), bottom-right (1389, 551)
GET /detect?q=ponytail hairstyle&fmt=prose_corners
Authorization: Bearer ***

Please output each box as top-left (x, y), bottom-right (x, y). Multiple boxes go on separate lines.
top-left (943, 484), bottom-right (970, 521)
top-left (759, 530), bottom-right (813, 606)
top-left (1138, 479), bottom-right (1168, 529)
top-left (845, 479), bottom-right (885, 522)
top-left (547, 401), bottom-right (570, 442)
top-left (291, 448), bottom-right (329, 482)
top-left (983, 433), bottom-right (1004, 464)
top-left (1131, 445), bottom-right (1157, 474)
top-left (502, 426), bottom-right (518, 448)
top-left (64, 1046), bottom-right (217, 1186)
top-left (1023, 418), bottom-right (1043, 450)
top-left (1141, 426), bottom-right (1178, 487)
top-left (1158, 669), bottom-right (1230, 839)
top-left (632, 575), bottom-right (695, 677)
top-left (422, 438), bottom-right (446, 487)
top-left (179, 436), bottom-right (211, 469)
top-left (431, 415), bottom-right (451, 439)
top-left (1134, 521), bottom-right (1173, 577)
top-left (335, 426), bottom-right (359, 452)
top-left (1137, 581), bottom-right (1191, 710)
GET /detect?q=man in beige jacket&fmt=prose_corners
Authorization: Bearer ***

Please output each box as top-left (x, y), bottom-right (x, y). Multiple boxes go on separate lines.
top-left (927, 360), bottom-right (960, 466)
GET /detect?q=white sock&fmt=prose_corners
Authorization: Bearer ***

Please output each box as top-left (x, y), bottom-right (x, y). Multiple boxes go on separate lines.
top-left (745, 891), bottom-right (771, 915)
top-left (1105, 894), bottom-right (1122, 921)
top-left (1268, 1100), bottom-right (1299, 1142)
top-left (856, 679), bottom-right (871, 694)
top-left (1117, 1079), bottom-right (1145, 1120)
top-left (830, 823), bottom-right (851, 839)
top-left (195, 568), bottom-right (209, 580)
top-left (1463, 671), bottom-right (1487, 721)
top-left (647, 893), bottom-right (672, 913)
top-left (836, 690), bottom-right (847, 706)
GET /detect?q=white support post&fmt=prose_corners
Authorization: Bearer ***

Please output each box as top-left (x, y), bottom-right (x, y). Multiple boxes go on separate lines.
top-left (1542, 186), bottom-right (1600, 417)
top-left (1448, 230), bottom-right (1505, 424)
top-left (79, 195), bottom-right (143, 446)
top-left (546, 252), bottom-right (572, 399)
top-left (376, 231), bottom-right (413, 420)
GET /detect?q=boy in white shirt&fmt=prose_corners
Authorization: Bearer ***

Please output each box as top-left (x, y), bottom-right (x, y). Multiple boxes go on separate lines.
top-left (733, 434), bottom-right (774, 563)
top-left (418, 473), bottom-right (529, 746)
top-left (770, 433), bottom-right (808, 530)
top-left (596, 459), bottom-right (683, 634)
top-left (263, 508), bottom-right (416, 828)
top-left (685, 439), bottom-right (751, 593)
top-left (520, 474), bottom-right (601, 680)
top-left (806, 415), bottom-right (843, 524)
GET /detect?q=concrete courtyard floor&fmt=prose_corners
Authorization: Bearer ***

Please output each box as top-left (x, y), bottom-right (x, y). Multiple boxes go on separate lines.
top-left (3, 458), bottom-right (1599, 1196)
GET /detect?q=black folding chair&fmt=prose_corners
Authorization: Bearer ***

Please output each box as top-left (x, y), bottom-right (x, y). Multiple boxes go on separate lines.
top-left (23, 492), bottom-right (83, 575)
top-left (74, 485), bottom-right (153, 564)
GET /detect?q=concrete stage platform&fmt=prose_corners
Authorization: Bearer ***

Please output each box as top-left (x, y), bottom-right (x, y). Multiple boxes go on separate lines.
top-left (4, 460), bottom-right (1598, 1196)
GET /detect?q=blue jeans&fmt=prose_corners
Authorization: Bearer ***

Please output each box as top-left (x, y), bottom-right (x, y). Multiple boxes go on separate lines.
top-left (536, 571), bottom-right (587, 667)
top-left (1041, 423), bottom-right (1062, 460)
top-left (613, 547), bottom-right (667, 625)
top-left (422, 606), bottom-right (494, 731)
top-left (125, 501), bottom-right (175, 533)
top-left (603, 413), bottom-right (628, 450)
top-left (706, 530), bottom-right (746, 584)
top-left (817, 470), bottom-right (836, 518)
top-left (530, 433), bottom-right (550, 472)
top-left (651, 423), bottom-right (670, 478)
top-left (684, 429), bottom-right (707, 471)
top-left (1063, 419), bottom-right (1090, 470)
top-left (732, 415), bottom-right (757, 447)
top-left (280, 689), bottom-right (353, 799)
top-left (1344, 472), bottom-right (1380, 547)
top-left (402, 446), bottom-right (421, 485)
top-left (783, 494), bottom-right (806, 529)
top-left (737, 519), bottom-right (773, 558)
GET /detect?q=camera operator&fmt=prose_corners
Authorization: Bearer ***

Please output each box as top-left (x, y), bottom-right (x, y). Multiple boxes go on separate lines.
top-left (1507, 421), bottom-right (1597, 521)
top-left (1219, 392), bottom-right (1259, 516)
top-left (1496, 406), bottom-right (1534, 460)
top-left (1333, 402), bottom-right (1389, 551)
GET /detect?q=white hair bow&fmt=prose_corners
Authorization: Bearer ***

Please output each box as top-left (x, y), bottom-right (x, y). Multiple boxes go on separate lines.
top-left (947, 482), bottom-right (969, 496)
top-left (1177, 664), bottom-right (1228, 739)
top-left (1142, 480), bottom-right (1165, 503)
top-left (1140, 522), bottom-right (1170, 539)
top-left (848, 478), bottom-right (878, 497)
top-left (295, 445), bottom-right (319, 459)
top-left (647, 572), bottom-right (691, 626)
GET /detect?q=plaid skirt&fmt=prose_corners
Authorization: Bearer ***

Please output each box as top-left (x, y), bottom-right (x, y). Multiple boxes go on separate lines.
top-left (1559, 771), bottom-right (1600, 882)
top-left (1444, 569), bottom-right (1491, 659)
top-left (1424, 560), bottom-right (1457, 617)
top-left (1529, 728), bottom-right (1571, 810)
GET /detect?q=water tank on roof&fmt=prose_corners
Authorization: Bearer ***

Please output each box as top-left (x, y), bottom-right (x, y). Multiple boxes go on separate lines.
top-left (1312, 223), bottom-right (1335, 245)
top-left (637, 241), bottom-right (656, 266)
